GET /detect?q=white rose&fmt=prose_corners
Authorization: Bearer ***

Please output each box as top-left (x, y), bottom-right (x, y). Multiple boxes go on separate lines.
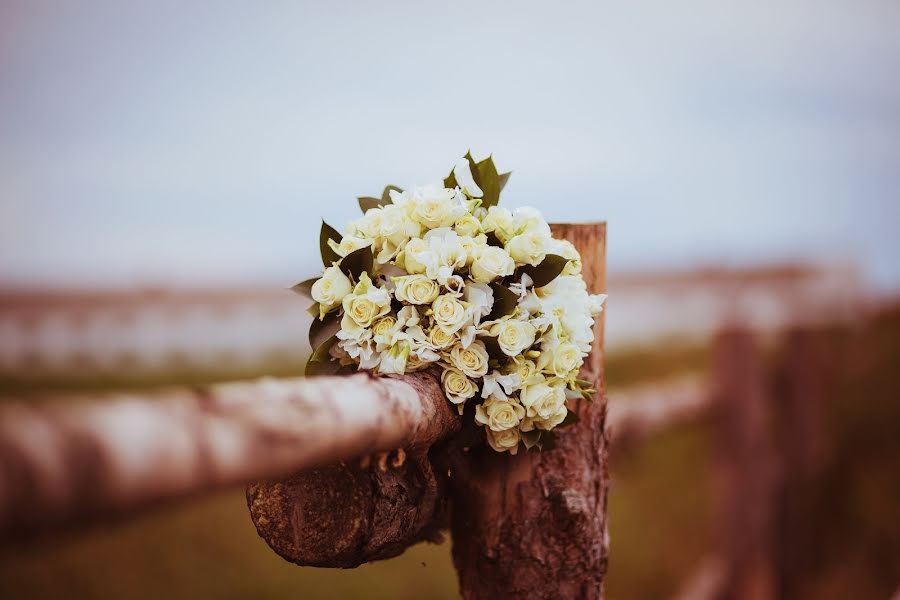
top-left (474, 396), bottom-right (525, 431)
top-left (429, 325), bottom-right (457, 349)
top-left (449, 340), bottom-right (489, 378)
top-left (371, 315), bottom-right (400, 351)
top-left (470, 246), bottom-right (515, 283)
top-left (441, 367), bottom-right (478, 408)
top-left (311, 266), bottom-right (352, 317)
top-left (480, 206), bottom-right (514, 243)
top-left (511, 206), bottom-right (551, 237)
top-left (520, 382), bottom-right (567, 422)
top-left (551, 341), bottom-right (584, 378)
top-left (505, 231), bottom-right (548, 267)
top-left (432, 294), bottom-right (468, 333)
top-left (454, 214), bottom-right (482, 238)
top-left (340, 273), bottom-right (391, 332)
top-left (486, 427), bottom-right (520, 454)
top-left (412, 185), bottom-right (463, 229)
top-left (508, 359), bottom-right (538, 385)
top-left (393, 275), bottom-right (440, 305)
top-left (490, 318), bottom-right (537, 357)
top-left (399, 238), bottom-right (429, 275)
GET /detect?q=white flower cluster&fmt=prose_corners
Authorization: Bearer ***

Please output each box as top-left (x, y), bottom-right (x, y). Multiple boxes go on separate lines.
top-left (307, 157), bottom-right (606, 453)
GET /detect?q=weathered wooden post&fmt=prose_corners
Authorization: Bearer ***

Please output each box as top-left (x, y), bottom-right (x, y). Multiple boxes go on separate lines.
top-left (449, 222), bottom-right (609, 599)
top-left (246, 222), bottom-right (609, 598)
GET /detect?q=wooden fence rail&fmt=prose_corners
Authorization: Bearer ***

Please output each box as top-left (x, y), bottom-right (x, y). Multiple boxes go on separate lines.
top-left (0, 222), bottom-right (610, 600)
top-left (0, 370), bottom-right (455, 544)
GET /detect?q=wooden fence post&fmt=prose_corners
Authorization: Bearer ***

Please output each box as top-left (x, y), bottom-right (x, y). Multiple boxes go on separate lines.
top-left (710, 329), bottom-right (778, 600)
top-left (771, 328), bottom-right (828, 598)
top-left (449, 222), bottom-right (609, 599)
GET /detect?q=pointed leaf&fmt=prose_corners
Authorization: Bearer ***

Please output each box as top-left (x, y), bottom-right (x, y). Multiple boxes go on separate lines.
top-left (498, 171), bottom-right (512, 192)
top-left (521, 429), bottom-right (542, 450)
top-left (339, 244), bottom-right (374, 281)
top-left (486, 282), bottom-right (519, 320)
top-left (320, 221), bottom-right (342, 266)
top-left (305, 334), bottom-right (339, 377)
top-left (309, 312), bottom-right (340, 348)
top-left (518, 254), bottom-right (568, 288)
top-left (484, 231), bottom-right (503, 247)
top-left (474, 155), bottom-right (501, 208)
top-left (357, 196), bottom-right (385, 213)
top-left (558, 410), bottom-right (580, 428)
top-left (291, 277), bottom-right (319, 299)
top-left (306, 302), bottom-right (320, 318)
top-left (538, 430), bottom-right (557, 451)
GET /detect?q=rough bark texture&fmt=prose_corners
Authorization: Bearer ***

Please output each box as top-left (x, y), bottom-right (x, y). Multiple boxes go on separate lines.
top-left (0, 369), bottom-right (457, 544)
top-left (450, 222), bottom-right (609, 600)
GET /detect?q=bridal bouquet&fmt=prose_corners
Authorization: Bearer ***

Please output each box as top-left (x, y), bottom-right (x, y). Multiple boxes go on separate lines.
top-left (295, 153), bottom-right (606, 453)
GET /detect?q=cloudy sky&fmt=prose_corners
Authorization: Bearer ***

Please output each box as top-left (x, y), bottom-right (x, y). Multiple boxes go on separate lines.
top-left (1, 0), bottom-right (898, 291)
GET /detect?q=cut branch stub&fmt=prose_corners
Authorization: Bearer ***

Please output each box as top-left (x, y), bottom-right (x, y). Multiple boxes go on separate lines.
top-left (245, 368), bottom-right (459, 568)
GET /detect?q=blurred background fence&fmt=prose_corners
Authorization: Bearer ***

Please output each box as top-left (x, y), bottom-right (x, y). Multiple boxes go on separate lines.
top-left (1, 264), bottom-right (897, 599)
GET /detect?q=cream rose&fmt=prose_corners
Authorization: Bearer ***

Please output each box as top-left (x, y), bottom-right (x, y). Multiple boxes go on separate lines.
top-left (311, 266), bottom-right (352, 316)
top-left (399, 238), bottom-right (429, 274)
top-left (486, 427), bottom-right (520, 454)
top-left (432, 294), bottom-right (468, 333)
top-left (490, 319), bottom-right (537, 357)
top-left (454, 214), bottom-right (482, 237)
top-left (441, 367), bottom-right (478, 407)
top-left (474, 396), bottom-right (525, 431)
top-left (551, 341), bottom-right (583, 378)
top-left (520, 382), bottom-right (567, 421)
top-left (429, 326), bottom-right (457, 349)
top-left (505, 231), bottom-right (548, 267)
top-left (449, 340), bottom-right (489, 378)
top-left (480, 206), bottom-right (514, 243)
top-left (470, 246), bottom-right (515, 283)
top-left (340, 274), bottom-right (391, 332)
top-left (393, 275), bottom-right (440, 305)
top-left (413, 186), bottom-right (460, 228)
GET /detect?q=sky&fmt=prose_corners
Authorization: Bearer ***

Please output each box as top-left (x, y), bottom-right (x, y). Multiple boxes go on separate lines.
top-left (1, 0), bottom-right (899, 291)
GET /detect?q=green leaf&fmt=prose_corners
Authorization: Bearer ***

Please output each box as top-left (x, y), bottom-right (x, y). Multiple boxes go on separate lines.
top-left (474, 155), bottom-right (501, 208)
top-left (559, 410), bottom-right (580, 428)
top-left (309, 312), bottom-right (339, 348)
top-left (486, 282), bottom-right (519, 321)
top-left (484, 231), bottom-right (503, 247)
top-left (539, 430), bottom-right (557, 451)
top-left (320, 221), bottom-right (342, 266)
top-left (521, 429), bottom-right (542, 450)
top-left (339, 244), bottom-right (374, 281)
top-left (481, 335), bottom-right (505, 361)
top-left (305, 335), bottom-right (339, 377)
top-left (381, 185), bottom-right (402, 203)
top-left (498, 171), bottom-right (512, 191)
top-left (518, 254), bottom-right (568, 288)
top-left (357, 197), bottom-right (384, 213)
top-left (291, 277), bottom-right (319, 299)
top-left (306, 302), bottom-right (320, 318)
